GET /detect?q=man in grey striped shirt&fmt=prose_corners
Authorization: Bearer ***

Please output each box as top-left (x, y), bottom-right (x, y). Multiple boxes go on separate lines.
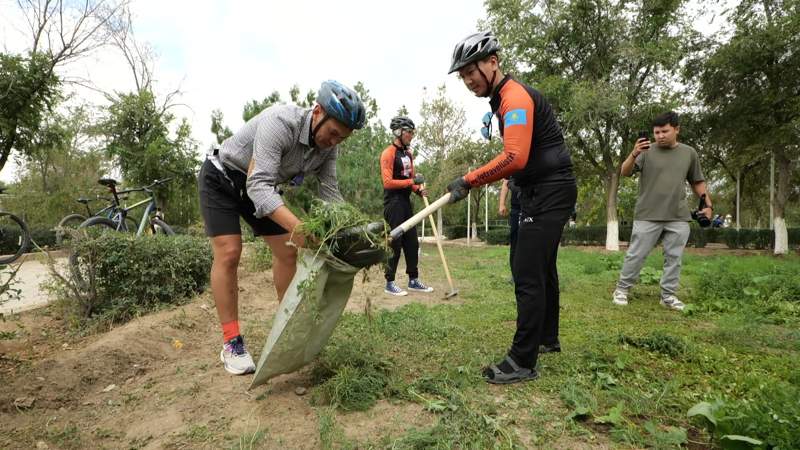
top-left (198, 80), bottom-right (366, 375)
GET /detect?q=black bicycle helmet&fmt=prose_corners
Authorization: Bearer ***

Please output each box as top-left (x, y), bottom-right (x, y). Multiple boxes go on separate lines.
top-left (390, 116), bottom-right (415, 131)
top-left (317, 80), bottom-right (366, 130)
top-left (448, 31), bottom-right (501, 74)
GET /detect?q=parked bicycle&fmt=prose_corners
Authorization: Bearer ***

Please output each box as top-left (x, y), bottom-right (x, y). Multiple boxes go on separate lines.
top-left (0, 188), bottom-right (31, 265)
top-left (55, 193), bottom-right (137, 246)
top-left (77, 177), bottom-right (175, 236)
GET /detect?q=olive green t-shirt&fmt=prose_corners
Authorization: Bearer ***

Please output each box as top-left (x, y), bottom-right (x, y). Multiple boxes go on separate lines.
top-left (633, 142), bottom-right (704, 221)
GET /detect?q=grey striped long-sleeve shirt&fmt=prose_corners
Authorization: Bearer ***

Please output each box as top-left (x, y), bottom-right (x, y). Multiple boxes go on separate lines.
top-left (219, 104), bottom-right (344, 218)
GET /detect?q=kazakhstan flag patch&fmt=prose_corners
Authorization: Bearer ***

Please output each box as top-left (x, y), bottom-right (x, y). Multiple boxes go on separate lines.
top-left (504, 109), bottom-right (528, 127)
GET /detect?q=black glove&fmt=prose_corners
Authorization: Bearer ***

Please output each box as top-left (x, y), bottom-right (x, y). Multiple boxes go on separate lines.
top-left (447, 177), bottom-right (471, 203)
top-left (413, 173), bottom-right (425, 185)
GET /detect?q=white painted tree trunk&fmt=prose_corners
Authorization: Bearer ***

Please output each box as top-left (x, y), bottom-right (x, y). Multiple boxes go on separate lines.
top-left (774, 217), bottom-right (788, 255)
top-left (606, 220), bottom-right (620, 251)
top-left (605, 171), bottom-right (620, 251)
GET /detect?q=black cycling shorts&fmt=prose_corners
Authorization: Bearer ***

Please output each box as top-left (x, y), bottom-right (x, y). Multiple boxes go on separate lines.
top-left (197, 159), bottom-right (287, 237)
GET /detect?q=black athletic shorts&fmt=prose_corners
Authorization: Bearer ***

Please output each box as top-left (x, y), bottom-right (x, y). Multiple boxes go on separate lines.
top-left (197, 159), bottom-right (288, 237)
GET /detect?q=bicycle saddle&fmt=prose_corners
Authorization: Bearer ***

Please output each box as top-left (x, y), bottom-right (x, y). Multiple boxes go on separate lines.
top-left (98, 178), bottom-right (118, 187)
top-left (77, 197), bottom-right (90, 204)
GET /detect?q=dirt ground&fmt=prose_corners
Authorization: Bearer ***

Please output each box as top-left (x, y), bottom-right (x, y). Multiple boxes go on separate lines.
top-left (0, 254), bottom-right (460, 449)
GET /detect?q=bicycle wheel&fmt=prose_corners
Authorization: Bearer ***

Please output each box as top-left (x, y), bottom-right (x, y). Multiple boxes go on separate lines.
top-left (69, 217), bottom-right (117, 289)
top-left (55, 214), bottom-right (87, 246)
top-left (0, 212), bottom-right (30, 265)
top-left (148, 218), bottom-right (175, 236)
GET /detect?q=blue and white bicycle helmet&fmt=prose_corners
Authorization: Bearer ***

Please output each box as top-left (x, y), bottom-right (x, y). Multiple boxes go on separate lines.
top-left (317, 80), bottom-right (366, 130)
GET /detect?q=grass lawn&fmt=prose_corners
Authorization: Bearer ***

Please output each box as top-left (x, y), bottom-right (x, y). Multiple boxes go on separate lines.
top-left (311, 245), bottom-right (800, 449)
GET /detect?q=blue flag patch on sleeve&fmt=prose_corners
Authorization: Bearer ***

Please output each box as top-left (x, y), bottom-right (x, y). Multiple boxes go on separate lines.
top-left (503, 109), bottom-right (528, 127)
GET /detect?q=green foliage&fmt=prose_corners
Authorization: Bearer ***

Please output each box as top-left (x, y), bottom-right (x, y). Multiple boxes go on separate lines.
top-left (103, 89), bottom-right (200, 224)
top-left (693, 259), bottom-right (800, 321)
top-left (0, 51), bottom-right (60, 172)
top-left (481, 227), bottom-right (511, 245)
top-left (53, 233), bottom-right (211, 330)
top-left (2, 105), bottom-right (111, 228)
top-left (334, 82), bottom-right (389, 218)
top-left (638, 267), bottom-right (662, 285)
top-left (559, 226), bottom-right (800, 249)
top-left (310, 318), bottom-right (396, 411)
top-left (618, 331), bottom-right (689, 357)
top-left (297, 200), bottom-right (386, 257)
top-left (242, 91), bottom-right (283, 122)
top-left (210, 108), bottom-right (232, 144)
top-left (244, 240), bottom-right (272, 272)
top-left (687, 391), bottom-right (800, 450)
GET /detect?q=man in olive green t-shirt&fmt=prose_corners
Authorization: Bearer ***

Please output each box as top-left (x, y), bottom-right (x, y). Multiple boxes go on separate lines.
top-left (612, 111), bottom-right (713, 311)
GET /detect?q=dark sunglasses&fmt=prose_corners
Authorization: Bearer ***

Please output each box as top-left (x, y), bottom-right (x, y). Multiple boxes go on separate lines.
top-left (481, 112), bottom-right (493, 140)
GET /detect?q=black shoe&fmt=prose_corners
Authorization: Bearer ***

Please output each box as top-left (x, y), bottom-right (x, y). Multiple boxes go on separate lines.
top-left (539, 342), bottom-right (561, 353)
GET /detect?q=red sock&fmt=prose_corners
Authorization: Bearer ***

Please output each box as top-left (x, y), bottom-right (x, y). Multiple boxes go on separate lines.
top-left (222, 320), bottom-right (240, 342)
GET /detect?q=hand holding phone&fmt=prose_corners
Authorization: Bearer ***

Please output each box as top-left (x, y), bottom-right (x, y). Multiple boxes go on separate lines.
top-left (634, 130), bottom-right (650, 156)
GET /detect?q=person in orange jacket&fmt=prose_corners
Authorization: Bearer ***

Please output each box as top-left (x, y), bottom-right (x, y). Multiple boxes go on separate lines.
top-left (380, 116), bottom-right (434, 296)
top-left (447, 31), bottom-right (577, 384)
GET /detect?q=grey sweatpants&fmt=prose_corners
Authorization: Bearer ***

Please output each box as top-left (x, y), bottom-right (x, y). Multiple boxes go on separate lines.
top-left (616, 220), bottom-right (691, 299)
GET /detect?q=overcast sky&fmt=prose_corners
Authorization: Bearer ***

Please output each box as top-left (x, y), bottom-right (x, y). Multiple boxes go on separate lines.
top-left (0, 0), bottom-right (495, 181)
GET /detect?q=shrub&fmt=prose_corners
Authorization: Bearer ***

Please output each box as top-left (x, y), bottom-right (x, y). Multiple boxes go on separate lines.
top-left (443, 224), bottom-right (468, 240)
top-left (559, 226), bottom-right (799, 250)
top-left (52, 233), bottom-right (212, 330)
top-left (484, 228), bottom-right (510, 245)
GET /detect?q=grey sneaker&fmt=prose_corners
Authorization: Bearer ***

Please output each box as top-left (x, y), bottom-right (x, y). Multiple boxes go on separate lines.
top-left (220, 335), bottom-right (256, 375)
top-left (660, 295), bottom-right (685, 311)
top-left (612, 288), bottom-right (628, 306)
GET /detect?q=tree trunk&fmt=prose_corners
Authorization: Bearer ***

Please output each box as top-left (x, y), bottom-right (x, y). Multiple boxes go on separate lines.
top-left (773, 150), bottom-right (791, 255)
top-left (605, 171), bottom-right (620, 251)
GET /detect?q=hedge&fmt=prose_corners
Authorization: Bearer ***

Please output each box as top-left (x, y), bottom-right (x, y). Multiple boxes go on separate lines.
top-left (55, 233), bottom-right (212, 329)
top-left (560, 226), bottom-right (798, 249)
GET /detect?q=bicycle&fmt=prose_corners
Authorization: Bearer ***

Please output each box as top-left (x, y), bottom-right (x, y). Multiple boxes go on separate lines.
top-left (77, 177), bottom-right (175, 236)
top-left (0, 211), bottom-right (30, 265)
top-left (0, 187), bottom-right (31, 265)
top-left (55, 193), bottom-right (137, 246)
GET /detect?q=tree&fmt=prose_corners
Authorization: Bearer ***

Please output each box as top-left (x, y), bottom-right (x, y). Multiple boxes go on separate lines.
top-left (416, 85), bottom-right (469, 165)
top-left (0, 0), bottom-right (127, 173)
top-left (210, 109), bottom-right (233, 145)
top-left (333, 82), bottom-right (390, 218)
top-left (102, 89), bottom-right (199, 222)
top-left (694, 0), bottom-right (800, 254)
top-left (243, 91), bottom-right (283, 122)
top-left (486, 0), bottom-right (698, 250)
top-left (5, 105), bottom-right (108, 227)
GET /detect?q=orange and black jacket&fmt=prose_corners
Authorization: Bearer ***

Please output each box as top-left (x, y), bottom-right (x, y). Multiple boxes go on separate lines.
top-left (380, 143), bottom-right (421, 204)
top-left (465, 75), bottom-right (574, 188)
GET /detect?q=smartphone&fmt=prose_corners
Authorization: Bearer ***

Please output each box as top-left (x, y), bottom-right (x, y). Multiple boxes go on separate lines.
top-left (637, 130), bottom-right (650, 150)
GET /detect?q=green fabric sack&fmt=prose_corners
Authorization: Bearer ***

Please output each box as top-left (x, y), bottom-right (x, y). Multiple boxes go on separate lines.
top-left (249, 250), bottom-right (360, 389)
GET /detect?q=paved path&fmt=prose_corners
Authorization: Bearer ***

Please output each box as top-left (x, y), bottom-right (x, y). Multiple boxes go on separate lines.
top-left (1, 253), bottom-right (66, 315)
